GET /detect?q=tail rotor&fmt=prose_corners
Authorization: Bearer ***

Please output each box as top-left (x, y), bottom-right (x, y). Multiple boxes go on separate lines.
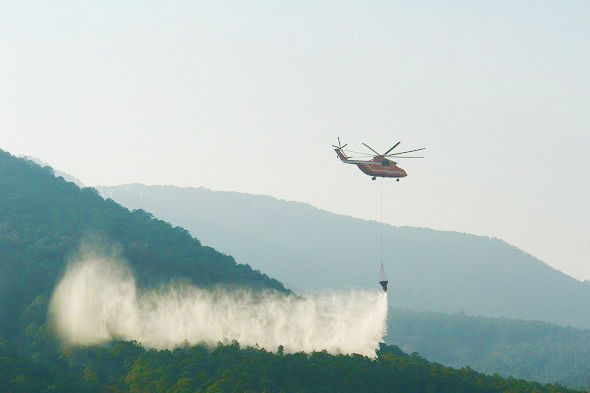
top-left (332, 137), bottom-right (348, 150)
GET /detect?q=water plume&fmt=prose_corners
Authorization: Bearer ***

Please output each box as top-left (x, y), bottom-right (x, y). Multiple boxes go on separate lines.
top-left (50, 253), bottom-right (388, 357)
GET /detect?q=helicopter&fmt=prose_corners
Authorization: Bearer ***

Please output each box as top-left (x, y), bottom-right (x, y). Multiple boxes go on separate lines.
top-left (333, 138), bottom-right (425, 180)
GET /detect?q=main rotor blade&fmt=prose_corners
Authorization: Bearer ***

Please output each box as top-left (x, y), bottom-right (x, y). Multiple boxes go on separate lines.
top-left (362, 143), bottom-right (380, 155)
top-left (391, 156), bottom-right (424, 159)
top-left (384, 142), bottom-right (401, 155)
top-left (343, 149), bottom-right (374, 156)
top-left (386, 147), bottom-right (426, 156)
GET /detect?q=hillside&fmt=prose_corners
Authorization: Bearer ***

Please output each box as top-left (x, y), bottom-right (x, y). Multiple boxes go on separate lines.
top-left (0, 149), bottom-right (584, 392)
top-left (0, 149), bottom-right (286, 341)
top-left (386, 308), bottom-right (590, 389)
top-left (97, 184), bottom-right (590, 329)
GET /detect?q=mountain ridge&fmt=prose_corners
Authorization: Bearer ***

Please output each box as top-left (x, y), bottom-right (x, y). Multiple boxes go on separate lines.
top-left (97, 183), bottom-right (590, 329)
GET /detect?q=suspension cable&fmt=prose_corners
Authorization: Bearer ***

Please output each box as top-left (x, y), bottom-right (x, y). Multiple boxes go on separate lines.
top-left (380, 177), bottom-right (383, 263)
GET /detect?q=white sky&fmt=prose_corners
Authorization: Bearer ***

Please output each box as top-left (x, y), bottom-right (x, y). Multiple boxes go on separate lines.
top-left (2, 1), bottom-right (589, 280)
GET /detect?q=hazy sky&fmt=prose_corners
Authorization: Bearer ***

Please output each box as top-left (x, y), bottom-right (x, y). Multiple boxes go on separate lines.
top-left (2, 1), bottom-right (589, 280)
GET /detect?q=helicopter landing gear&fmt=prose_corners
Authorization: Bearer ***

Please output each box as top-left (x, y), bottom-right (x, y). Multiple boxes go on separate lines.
top-left (396, 178), bottom-right (400, 182)
top-left (372, 176), bottom-right (376, 181)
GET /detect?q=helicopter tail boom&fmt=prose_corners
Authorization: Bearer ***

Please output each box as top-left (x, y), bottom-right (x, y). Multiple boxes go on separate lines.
top-left (334, 148), bottom-right (348, 161)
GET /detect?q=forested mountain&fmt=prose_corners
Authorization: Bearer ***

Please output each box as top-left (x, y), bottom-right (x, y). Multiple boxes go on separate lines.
top-left (0, 149), bottom-right (585, 392)
top-left (97, 184), bottom-right (590, 329)
top-left (0, 149), bottom-right (286, 341)
top-left (386, 308), bottom-right (590, 389)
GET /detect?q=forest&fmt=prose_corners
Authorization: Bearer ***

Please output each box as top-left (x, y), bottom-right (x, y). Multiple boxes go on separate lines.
top-left (2, 330), bottom-right (581, 393)
top-left (0, 148), bottom-right (584, 392)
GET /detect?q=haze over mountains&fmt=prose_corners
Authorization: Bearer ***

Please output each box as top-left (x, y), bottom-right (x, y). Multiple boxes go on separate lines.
top-left (98, 184), bottom-right (590, 329)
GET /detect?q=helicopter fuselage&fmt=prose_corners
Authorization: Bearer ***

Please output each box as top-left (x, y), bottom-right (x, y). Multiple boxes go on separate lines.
top-left (355, 159), bottom-right (407, 178)
top-left (335, 148), bottom-right (407, 178)
top-left (349, 157), bottom-right (407, 178)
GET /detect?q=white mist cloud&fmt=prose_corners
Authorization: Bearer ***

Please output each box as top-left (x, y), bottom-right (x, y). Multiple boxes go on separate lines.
top-left (50, 254), bottom-right (388, 357)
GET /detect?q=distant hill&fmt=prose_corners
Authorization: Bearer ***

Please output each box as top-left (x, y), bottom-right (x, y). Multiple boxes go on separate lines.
top-left (386, 308), bottom-right (590, 389)
top-left (97, 184), bottom-right (590, 329)
top-left (0, 150), bottom-right (286, 340)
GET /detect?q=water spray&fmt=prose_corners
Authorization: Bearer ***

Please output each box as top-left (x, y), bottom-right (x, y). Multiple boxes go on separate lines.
top-left (50, 254), bottom-right (388, 358)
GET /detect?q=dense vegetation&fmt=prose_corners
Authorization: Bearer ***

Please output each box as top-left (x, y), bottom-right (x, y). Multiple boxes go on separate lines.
top-left (2, 299), bottom-right (582, 393)
top-left (0, 149), bottom-right (584, 392)
top-left (0, 149), bottom-right (286, 341)
top-left (387, 308), bottom-right (590, 389)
